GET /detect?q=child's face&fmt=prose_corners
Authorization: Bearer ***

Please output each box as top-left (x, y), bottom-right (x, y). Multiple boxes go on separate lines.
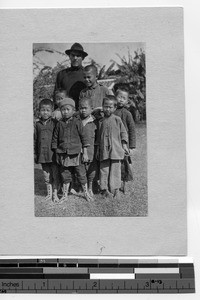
top-left (39, 105), bottom-right (53, 120)
top-left (55, 92), bottom-right (66, 106)
top-left (116, 90), bottom-right (129, 107)
top-left (61, 104), bottom-right (75, 119)
top-left (84, 69), bottom-right (97, 88)
top-left (79, 101), bottom-right (92, 119)
top-left (103, 100), bottom-right (116, 117)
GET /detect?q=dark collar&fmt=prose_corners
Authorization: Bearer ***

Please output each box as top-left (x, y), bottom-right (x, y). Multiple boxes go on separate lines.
top-left (39, 117), bottom-right (52, 125)
top-left (69, 65), bottom-right (83, 71)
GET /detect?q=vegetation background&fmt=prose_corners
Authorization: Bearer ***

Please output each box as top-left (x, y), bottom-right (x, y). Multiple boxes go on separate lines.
top-left (33, 43), bottom-right (147, 217)
top-left (33, 43), bottom-right (146, 122)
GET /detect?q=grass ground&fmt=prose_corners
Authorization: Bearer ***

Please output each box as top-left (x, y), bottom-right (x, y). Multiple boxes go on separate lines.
top-left (34, 122), bottom-right (147, 217)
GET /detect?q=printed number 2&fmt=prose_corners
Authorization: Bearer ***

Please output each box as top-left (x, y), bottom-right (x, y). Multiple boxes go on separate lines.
top-left (92, 282), bottom-right (97, 288)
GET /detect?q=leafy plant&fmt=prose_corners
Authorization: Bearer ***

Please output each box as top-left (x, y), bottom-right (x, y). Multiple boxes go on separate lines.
top-left (33, 47), bottom-right (146, 121)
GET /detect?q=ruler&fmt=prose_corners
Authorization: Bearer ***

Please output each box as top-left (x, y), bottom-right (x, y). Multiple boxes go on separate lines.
top-left (0, 258), bottom-right (195, 293)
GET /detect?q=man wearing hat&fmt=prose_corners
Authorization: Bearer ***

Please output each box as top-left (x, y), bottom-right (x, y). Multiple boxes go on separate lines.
top-left (54, 43), bottom-right (88, 110)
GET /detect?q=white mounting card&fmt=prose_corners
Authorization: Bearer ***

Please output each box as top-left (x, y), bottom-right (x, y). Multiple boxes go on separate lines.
top-left (0, 7), bottom-right (186, 255)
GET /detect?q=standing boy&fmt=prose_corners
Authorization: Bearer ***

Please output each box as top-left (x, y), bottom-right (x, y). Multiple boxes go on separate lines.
top-left (34, 99), bottom-right (59, 202)
top-left (52, 98), bottom-right (92, 202)
top-left (97, 95), bottom-right (129, 198)
top-left (114, 85), bottom-right (136, 193)
top-left (79, 65), bottom-right (113, 110)
top-left (79, 97), bottom-right (98, 198)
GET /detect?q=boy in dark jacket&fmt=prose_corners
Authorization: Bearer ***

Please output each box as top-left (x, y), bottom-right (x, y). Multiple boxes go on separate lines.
top-left (52, 97), bottom-right (92, 202)
top-left (34, 99), bottom-right (59, 202)
top-left (114, 86), bottom-right (136, 193)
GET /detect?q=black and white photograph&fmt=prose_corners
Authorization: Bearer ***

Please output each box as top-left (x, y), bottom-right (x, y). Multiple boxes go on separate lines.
top-left (0, 7), bottom-right (187, 256)
top-left (33, 42), bottom-right (147, 217)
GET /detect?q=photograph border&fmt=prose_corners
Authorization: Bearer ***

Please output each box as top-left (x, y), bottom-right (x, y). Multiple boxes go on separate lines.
top-left (0, 7), bottom-right (186, 255)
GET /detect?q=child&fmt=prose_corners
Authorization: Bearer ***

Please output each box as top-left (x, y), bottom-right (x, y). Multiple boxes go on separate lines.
top-left (79, 97), bottom-right (98, 198)
top-left (79, 64), bottom-right (113, 110)
top-left (52, 89), bottom-right (67, 120)
top-left (114, 85), bottom-right (136, 193)
top-left (51, 97), bottom-right (93, 202)
top-left (34, 98), bottom-right (59, 202)
top-left (97, 95), bottom-right (129, 198)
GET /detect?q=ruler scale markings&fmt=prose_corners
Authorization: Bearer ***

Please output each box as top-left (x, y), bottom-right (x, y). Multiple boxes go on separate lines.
top-left (0, 259), bottom-right (195, 294)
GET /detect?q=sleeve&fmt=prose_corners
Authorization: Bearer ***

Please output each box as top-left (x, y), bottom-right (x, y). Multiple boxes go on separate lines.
top-left (126, 112), bottom-right (136, 148)
top-left (34, 122), bottom-right (39, 156)
top-left (77, 120), bottom-right (90, 148)
top-left (79, 89), bottom-right (84, 100)
top-left (53, 71), bottom-right (62, 102)
top-left (119, 119), bottom-right (128, 144)
top-left (51, 122), bottom-right (59, 150)
top-left (105, 86), bottom-right (114, 96)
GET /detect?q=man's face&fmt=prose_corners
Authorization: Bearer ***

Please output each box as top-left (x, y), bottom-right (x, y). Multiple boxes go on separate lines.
top-left (69, 51), bottom-right (83, 67)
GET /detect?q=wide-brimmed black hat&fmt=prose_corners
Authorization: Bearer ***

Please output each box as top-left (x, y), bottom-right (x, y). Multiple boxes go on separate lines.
top-left (65, 43), bottom-right (88, 58)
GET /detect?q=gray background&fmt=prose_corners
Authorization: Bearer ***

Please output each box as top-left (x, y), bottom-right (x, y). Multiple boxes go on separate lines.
top-left (0, 8), bottom-right (186, 255)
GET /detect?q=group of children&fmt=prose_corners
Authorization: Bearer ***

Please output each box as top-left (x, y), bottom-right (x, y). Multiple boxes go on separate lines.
top-left (34, 64), bottom-right (136, 203)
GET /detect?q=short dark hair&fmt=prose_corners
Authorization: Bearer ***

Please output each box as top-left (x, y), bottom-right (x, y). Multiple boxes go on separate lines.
top-left (84, 64), bottom-right (98, 76)
top-left (55, 89), bottom-right (67, 97)
top-left (39, 98), bottom-right (54, 110)
top-left (114, 83), bottom-right (130, 95)
top-left (102, 95), bottom-right (117, 107)
top-left (79, 97), bottom-right (93, 109)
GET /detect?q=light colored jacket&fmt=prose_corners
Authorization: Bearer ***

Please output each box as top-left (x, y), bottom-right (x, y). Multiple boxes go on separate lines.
top-left (98, 114), bottom-right (128, 161)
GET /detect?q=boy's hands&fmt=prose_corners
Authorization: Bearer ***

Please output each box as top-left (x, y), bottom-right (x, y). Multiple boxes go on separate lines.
top-left (82, 147), bottom-right (89, 163)
top-left (82, 153), bottom-right (89, 163)
top-left (122, 143), bottom-right (129, 155)
top-left (129, 148), bottom-right (135, 156)
top-left (122, 141), bottom-right (129, 155)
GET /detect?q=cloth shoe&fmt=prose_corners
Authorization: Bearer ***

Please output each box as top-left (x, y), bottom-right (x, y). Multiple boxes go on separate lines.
top-left (45, 184), bottom-right (52, 201)
top-left (59, 183), bottom-right (70, 203)
top-left (82, 183), bottom-right (93, 201)
top-left (52, 188), bottom-right (59, 203)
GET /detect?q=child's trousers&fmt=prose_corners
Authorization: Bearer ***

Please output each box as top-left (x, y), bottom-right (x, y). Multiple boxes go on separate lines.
top-left (84, 159), bottom-right (98, 183)
top-left (100, 159), bottom-right (121, 192)
top-left (41, 162), bottom-right (59, 188)
top-left (60, 164), bottom-right (87, 185)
